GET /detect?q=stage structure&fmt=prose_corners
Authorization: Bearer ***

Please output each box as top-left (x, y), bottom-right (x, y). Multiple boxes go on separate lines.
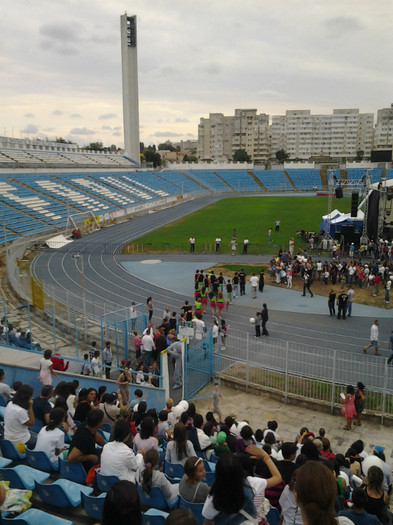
top-left (321, 169), bottom-right (371, 247)
top-left (120, 13), bottom-right (140, 164)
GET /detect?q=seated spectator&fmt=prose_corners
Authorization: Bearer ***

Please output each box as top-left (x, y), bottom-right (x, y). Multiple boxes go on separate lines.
top-left (102, 480), bottom-right (142, 525)
top-left (277, 442), bottom-right (298, 485)
top-left (4, 384), bottom-right (36, 448)
top-left (133, 416), bottom-right (158, 453)
top-left (74, 387), bottom-right (97, 423)
top-left (235, 424), bottom-right (255, 453)
top-left (254, 428), bottom-right (264, 448)
top-left (35, 407), bottom-right (67, 466)
top-left (100, 392), bottom-right (123, 428)
top-left (295, 460), bottom-right (346, 525)
top-left (53, 396), bottom-right (77, 437)
top-left (130, 388), bottom-right (145, 412)
top-left (101, 419), bottom-right (143, 482)
top-left (345, 447), bottom-right (362, 479)
top-left (263, 431), bottom-right (280, 459)
top-left (0, 368), bottom-right (11, 403)
top-left (165, 422), bottom-right (196, 466)
top-left (164, 509), bottom-right (199, 525)
top-left (338, 487), bottom-right (381, 525)
top-left (279, 472), bottom-right (303, 525)
top-left (133, 401), bottom-right (148, 428)
top-left (137, 449), bottom-right (179, 503)
top-left (33, 385), bottom-right (53, 426)
top-left (363, 465), bottom-right (392, 525)
top-left (213, 431), bottom-right (230, 458)
top-left (180, 456), bottom-right (209, 503)
top-left (193, 413), bottom-right (213, 456)
top-left (68, 409), bottom-right (105, 471)
top-left (216, 423), bottom-right (236, 453)
top-left (320, 437), bottom-right (335, 460)
top-left (263, 420), bottom-right (280, 444)
top-left (157, 410), bottom-right (169, 443)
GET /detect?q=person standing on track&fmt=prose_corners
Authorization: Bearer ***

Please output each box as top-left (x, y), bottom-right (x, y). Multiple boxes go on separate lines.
top-left (215, 236), bottom-right (221, 253)
top-left (147, 297), bottom-right (154, 322)
top-left (363, 320), bottom-right (380, 355)
top-left (239, 268), bottom-right (246, 296)
top-left (261, 303), bottom-right (269, 336)
top-left (249, 273), bottom-right (259, 299)
top-left (103, 341), bottom-right (113, 380)
top-left (189, 236), bottom-right (195, 253)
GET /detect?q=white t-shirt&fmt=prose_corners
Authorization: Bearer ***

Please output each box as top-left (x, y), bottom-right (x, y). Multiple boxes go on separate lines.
top-left (250, 276), bottom-right (259, 287)
top-left (192, 318), bottom-right (205, 340)
top-left (0, 382), bottom-right (11, 403)
top-left (35, 427), bottom-right (64, 464)
top-left (91, 357), bottom-right (100, 376)
top-left (100, 441), bottom-right (143, 482)
top-left (142, 334), bottom-right (155, 353)
top-left (165, 440), bottom-right (196, 466)
top-left (4, 402), bottom-right (30, 444)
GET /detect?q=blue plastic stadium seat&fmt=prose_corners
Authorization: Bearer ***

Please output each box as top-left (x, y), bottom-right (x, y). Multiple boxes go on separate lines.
top-left (59, 456), bottom-right (87, 484)
top-left (26, 448), bottom-right (59, 472)
top-left (143, 508), bottom-right (169, 525)
top-left (266, 507), bottom-right (280, 525)
top-left (178, 495), bottom-right (204, 523)
top-left (34, 479), bottom-right (93, 508)
top-left (136, 483), bottom-right (178, 511)
top-left (0, 465), bottom-right (49, 490)
top-left (95, 468), bottom-right (119, 492)
top-left (0, 440), bottom-right (26, 460)
top-left (81, 492), bottom-right (106, 520)
top-left (2, 508), bottom-right (73, 525)
top-left (163, 460), bottom-right (184, 483)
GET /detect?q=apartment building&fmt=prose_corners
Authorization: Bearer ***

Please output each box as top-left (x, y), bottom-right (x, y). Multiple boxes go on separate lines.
top-left (270, 109), bottom-right (374, 160)
top-left (198, 109), bottom-right (270, 163)
top-left (374, 104), bottom-right (393, 149)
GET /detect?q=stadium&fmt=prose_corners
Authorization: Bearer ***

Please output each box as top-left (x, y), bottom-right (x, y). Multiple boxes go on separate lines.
top-left (1, 8), bottom-right (393, 525)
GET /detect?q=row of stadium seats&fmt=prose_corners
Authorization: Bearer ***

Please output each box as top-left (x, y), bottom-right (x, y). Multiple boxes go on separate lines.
top-left (0, 167), bottom-right (386, 244)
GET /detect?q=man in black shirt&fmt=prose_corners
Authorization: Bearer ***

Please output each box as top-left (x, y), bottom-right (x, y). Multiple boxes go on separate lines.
top-left (32, 385), bottom-right (53, 426)
top-left (337, 291), bottom-right (348, 320)
top-left (277, 442), bottom-right (297, 485)
top-left (239, 269), bottom-right (246, 296)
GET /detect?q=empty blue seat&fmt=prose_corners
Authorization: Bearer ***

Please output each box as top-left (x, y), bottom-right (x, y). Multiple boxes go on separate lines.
top-left (95, 468), bottom-right (119, 492)
top-left (35, 479), bottom-right (93, 508)
top-left (59, 456), bottom-right (87, 484)
top-left (0, 457), bottom-right (12, 468)
top-left (26, 448), bottom-right (59, 472)
top-left (143, 508), bottom-right (169, 525)
top-left (81, 492), bottom-right (106, 520)
top-left (2, 508), bottom-right (73, 525)
top-left (178, 495), bottom-right (204, 523)
top-left (0, 465), bottom-right (49, 490)
top-left (136, 483), bottom-right (178, 511)
top-left (163, 460), bottom-right (184, 483)
top-left (0, 440), bottom-right (26, 460)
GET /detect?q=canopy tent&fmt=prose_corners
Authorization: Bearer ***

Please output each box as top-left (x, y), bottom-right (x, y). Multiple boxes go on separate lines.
top-left (320, 209), bottom-right (364, 236)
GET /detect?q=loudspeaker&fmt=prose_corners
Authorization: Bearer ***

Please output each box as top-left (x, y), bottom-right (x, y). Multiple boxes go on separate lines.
top-left (351, 192), bottom-right (359, 217)
top-left (335, 187), bottom-right (343, 199)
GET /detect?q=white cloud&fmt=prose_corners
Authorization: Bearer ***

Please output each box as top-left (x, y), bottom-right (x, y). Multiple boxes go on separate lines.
top-left (69, 127), bottom-right (96, 135)
top-left (24, 113), bottom-right (35, 118)
top-left (21, 124), bottom-right (39, 134)
top-left (0, 0), bottom-right (392, 147)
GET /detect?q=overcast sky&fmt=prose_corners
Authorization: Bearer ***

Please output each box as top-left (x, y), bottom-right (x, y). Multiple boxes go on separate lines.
top-left (1, 1), bottom-right (392, 148)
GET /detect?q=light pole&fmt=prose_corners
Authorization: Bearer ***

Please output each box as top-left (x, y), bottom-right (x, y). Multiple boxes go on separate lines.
top-left (72, 254), bottom-right (87, 342)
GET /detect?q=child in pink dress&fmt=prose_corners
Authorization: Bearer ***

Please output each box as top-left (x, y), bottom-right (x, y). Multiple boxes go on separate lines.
top-left (342, 385), bottom-right (357, 430)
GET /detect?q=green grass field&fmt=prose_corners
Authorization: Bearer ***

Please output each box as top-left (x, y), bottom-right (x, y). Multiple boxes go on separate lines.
top-left (125, 196), bottom-right (351, 253)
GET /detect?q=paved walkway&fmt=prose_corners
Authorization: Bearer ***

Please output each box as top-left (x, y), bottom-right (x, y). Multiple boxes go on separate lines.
top-left (196, 383), bottom-right (393, 460)
top-left (121, 257), bottom-right (391, 318)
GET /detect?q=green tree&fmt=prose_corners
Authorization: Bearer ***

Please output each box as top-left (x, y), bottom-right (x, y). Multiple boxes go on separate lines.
top-left (356, 150), bottom-right (364, 161)
top-left (183, 154), bottom-right (198, 163)
top-left (233, 149), bottom-right (251, 162)
top-left (144, 148), bottom-right (162, 167)
top-left (85, 141), bottom-right (104, 151)
top-left (275, 149), bottom-right (290, 163)
top-left (158, 142), bottom-right (176, 151)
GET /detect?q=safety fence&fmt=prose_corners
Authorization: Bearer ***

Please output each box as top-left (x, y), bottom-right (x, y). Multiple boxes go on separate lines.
top-left (216, 328), bottom-right (393, 423)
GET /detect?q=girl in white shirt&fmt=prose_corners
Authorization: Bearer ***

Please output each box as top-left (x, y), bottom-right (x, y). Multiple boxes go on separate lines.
top-left (35, 407), bottom-right (67, 466)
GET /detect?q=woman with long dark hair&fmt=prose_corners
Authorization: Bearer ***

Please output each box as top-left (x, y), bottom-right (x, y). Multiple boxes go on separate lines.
top-left (165, 422), bottom-right (196, 466)
top-left (35, 407), bottom-right (67, 465)
top-left (4, 384), bottom-right (36, 448)
top-left (102, 480), bottom-right (142, 525)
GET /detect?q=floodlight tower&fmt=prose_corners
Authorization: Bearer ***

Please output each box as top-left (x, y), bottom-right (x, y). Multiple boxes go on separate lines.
top-left (120, 13), bottom-right (140, 164)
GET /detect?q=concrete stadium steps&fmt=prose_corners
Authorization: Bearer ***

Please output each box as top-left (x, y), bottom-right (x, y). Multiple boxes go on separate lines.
top-left (283, 170), bottom-right (297, 191)
top-left (211, 170), bottom-right (237, 191)
top-left (247, 170), bottom-right (267, 191)
top-left (178, 170), bottom-right (210, 192)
